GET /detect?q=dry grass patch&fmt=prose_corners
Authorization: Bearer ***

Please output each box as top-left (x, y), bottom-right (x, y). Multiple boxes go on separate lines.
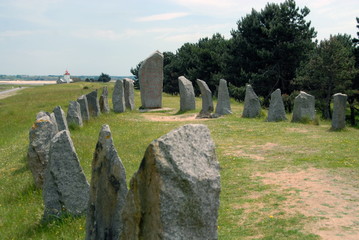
top-left (255, 167), bottom-right (359, 240)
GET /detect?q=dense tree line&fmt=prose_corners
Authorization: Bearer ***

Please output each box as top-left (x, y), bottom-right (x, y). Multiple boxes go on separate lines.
top-left (131, 0), bottom-right (359, 125)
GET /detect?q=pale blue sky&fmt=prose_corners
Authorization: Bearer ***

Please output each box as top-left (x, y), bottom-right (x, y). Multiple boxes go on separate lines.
top-left (0, 0), bottom-right (357, 76)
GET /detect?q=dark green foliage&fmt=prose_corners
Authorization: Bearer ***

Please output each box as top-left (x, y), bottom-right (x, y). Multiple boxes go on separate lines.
top-left (228, 83), bottom-right (246, 102)
top-left (97, 73), bottom-right (111, 83)
top-left (295, 34), bottom-right (357, 119)
top-left (226, 0), bottom-right (316, 102)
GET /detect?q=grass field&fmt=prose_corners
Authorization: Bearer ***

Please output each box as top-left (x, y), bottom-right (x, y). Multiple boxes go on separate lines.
top-left (0, 82), bottom-right (358, 239)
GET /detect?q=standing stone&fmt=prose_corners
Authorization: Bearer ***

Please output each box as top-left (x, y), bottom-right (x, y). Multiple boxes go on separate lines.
top-left (178, 76), bottom-right (195, 111)
top-left (267, 89), bottom-right (287, 122)
top-left (113, 80), bottom-right (125, 113)
top-left (99, 86), bottom-right (110, 113)
top-left (215, 79), bottom-right (232, 115)
top-left (331, 93), bottom-right (347, 130)
top-left (49, 112), bottom-right (59, 133)
top-left (123, 78), bottom-right (135, 110)
top-left (86, 90), bottom-right (101, 117)
top-left (53, 106), bottom-right (69, 131)
top-left (85, 125), bottom-right (128, 240)
top-left (36, 111), bottom-right (58, 132)
top-left (43, 130), bottom-right (89, 220)
top-left (291, 91), bottom-right (315, 122)
top-left (77, 95), bottom-right (90, 122)
top-left (139, 51), bottom-right (163, 109)
top-left (242, 84), bottom-right (261, 118)
top-left (27, 114), bottom-right (57, 188)
top-left (196, 79), bottom-right (214, 118)
top-left (67, 101), bottom-right (83, 127)
top-left (121, 124), bottom-right (220, 240)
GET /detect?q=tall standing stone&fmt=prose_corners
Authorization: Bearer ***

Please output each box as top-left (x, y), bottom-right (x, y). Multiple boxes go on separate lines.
top-left (139, 51), bottom-right (163, 109)
top-left (178, 76), bottom-right (195, 111)
top-left (242, 84), bottom-right (261, 118)
top-left (67, 101), bottom-right (83, 127)
top-left (121, 124), bottom-right (220, 240)
top-left (85, 125), bottom-right (128, 240)
top-left (196, 79), bottom-right (214, 118)
top-left (43, 130), bottom-right (89, 220)
top-left (123, 78), bottom-right (135, 110)
top-left (99, 86), bottom-right (110, 114)
top-left (331, 93), bottom-right (347, 130)
top-left (53, 106), bottom-right (69, 131)
top-left (215, 79), bottom-right (232, 115)
top-left (27, 114), bottom-right (57, 188)
top-left (86, 90), bottom-right (101, 117)
top-left (112, 80), bottom-right (125, 113)
top-left (36, 111), bottom-right (58, 132)
top-left (77, 95), bottom-right (90, 122)
top-left (291, 91), bottom-right (315, 122)
top-left (267, 89), bottom-right (287, 122)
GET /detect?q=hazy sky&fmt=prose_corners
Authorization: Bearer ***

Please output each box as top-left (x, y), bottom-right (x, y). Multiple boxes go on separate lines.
top-left (0, 0), bottom-right (357, 76)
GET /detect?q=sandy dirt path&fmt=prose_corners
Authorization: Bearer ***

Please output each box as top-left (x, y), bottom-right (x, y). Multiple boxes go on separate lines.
top-left (0, 87), bottom-right (26, 100)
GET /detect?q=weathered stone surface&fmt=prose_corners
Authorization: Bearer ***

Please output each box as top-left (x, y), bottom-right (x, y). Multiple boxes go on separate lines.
top-left (267, 89), bottom-right (287, 122)
top-left (85, 125), bottom-right (128, 240)
top-left (77, 95), bottom-right (90, 122)
top-left (215, 79), bottom-right (232, 115)
top-left (53, 106), bottom-right (69, 131)
top-left (112, 80), bottom-right (125, 113)
top-left (99, 87), bottom-right (110, 113)
top-left (123, 78), bottom-right (135, 110)
top-left (178, 76), bottom-right (195, 111)
top-left (242, 84), bottom-right (261, 118)
top-left (27, 114), bottom-right (57, 188)
top-left (139, 51), bottom-right (163, 109)
top-left (43, 130), bottom-right (89, 219)
top-left (36, 111), bottom-right (58, 133)
top-left (121, 124), bottom-right (220, 240)
top-left (331, 93), bottom-right (347, 130)
top-left (67, 101), bottom-right (83, 127)
top-left (196, 79), bottom-right (214, 118)
top-left (49, 112), bottom-right (59, 133)
top-left (86, 90), bottom-right (101, 117)
top-left (291, 91), bottom-right (315, 122)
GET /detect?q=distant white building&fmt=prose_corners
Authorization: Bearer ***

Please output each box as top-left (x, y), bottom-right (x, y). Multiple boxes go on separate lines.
top-left (57, 70), bottom-right (73, 84)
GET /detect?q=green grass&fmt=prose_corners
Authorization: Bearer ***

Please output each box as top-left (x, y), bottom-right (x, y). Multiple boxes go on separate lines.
top-left (1, 82), bottom-right (358, 239)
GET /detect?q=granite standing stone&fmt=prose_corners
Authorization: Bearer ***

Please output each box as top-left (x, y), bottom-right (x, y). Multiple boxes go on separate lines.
top-left (112, 80), bottom-right (125, 113)
top-left (86, 90), bottom-right (101, 117)
top-left (85, 125), bottom-right (128, 240)
top-left (99, 87), bottom-right (110, 114)
top-left (139, 51), bottom-right (163, 109)
top-left (267, 89), bottom-right (287, 122)
top-left (178, 76), bottom-right (195, 111)
top-left (67, 101), bottom-right (83, 127)
top-left (53, 106), bottom-right (69, 131)
top-left (215, 79), bottom-right (232, 115)
top-left (77, 95), bottom-right (90, 122)
top-left (123, 78), bottom-right (135, 110)
top-left (331, 93), bottom-right (347, 130)
top-left (291, 91), bottom-right (315, 122)
top-left (121, 124), bottom-right (220, 240)
top-left (43, 130), bottom-right (89, 219)
top-left (49, 112), bottom-right (59, 133)
top-left (196, 79), bottom-right (214, 118)
top-left (36, 111), bottom-right (58, 132)
top-left (242, 84), bottom-right (261, 118)
top-left (27, 114), bottom-right (57, 188)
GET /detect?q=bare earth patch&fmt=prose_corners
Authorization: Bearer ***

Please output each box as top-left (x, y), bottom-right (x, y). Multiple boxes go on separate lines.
top-left (256, 168), bottom-right (359, 239)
